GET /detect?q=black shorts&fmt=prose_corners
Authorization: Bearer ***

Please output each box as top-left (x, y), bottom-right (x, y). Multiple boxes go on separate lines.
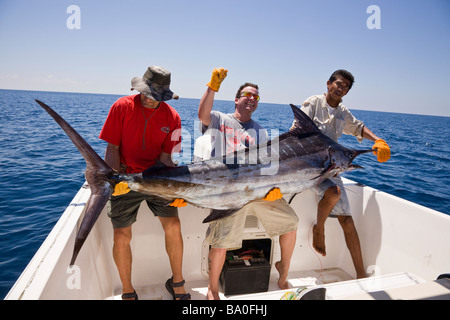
top-left (106, 190), bottom-right (178, 229)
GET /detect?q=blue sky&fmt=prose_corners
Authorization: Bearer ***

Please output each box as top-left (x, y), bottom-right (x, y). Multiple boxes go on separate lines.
top-left (0, 0), bottom-right (449, 116)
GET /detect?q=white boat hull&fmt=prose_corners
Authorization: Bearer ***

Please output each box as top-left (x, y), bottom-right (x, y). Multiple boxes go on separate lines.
top-left (5, 179), bottom-right (450, 300)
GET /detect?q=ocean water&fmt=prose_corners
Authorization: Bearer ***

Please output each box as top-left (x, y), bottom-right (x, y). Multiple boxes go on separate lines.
top-left (0, 89), bottom-right (449, 298)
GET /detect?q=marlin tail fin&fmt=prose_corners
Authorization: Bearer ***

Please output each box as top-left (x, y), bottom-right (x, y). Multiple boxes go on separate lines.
top-left (35, 100), bottom-right (113, 266)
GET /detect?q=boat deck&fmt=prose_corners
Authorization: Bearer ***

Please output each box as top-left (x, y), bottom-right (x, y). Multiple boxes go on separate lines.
top-left (106, 268), bottom-right (434, 300)
top-left (107, 267), bottom-right (351, 300)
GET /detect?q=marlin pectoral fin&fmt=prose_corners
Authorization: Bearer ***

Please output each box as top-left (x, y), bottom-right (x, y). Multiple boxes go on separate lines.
top-left (348, 164), bottom-right (364, 171)
top-left (310, 163), bottom-right (336, 181)
top-left (69, 184), bottom-right (112, 266)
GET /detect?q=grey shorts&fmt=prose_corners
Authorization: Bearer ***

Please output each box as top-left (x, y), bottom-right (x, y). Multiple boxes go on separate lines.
top-left (316, 177), bottom-right (351, 217)
top-left (106, 190), bottom-right (178, 229)
top-left (206, 198), bottom-right (299, 250)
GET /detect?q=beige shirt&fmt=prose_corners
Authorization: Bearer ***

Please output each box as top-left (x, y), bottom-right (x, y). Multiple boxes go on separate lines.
top-left (292, 94), bottom-right (365, 143)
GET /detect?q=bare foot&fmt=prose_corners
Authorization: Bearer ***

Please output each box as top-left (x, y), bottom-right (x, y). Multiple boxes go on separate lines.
top-left (275, 261), bottom-right (290, 289)
top-left (312, 225), bottom-right (326, 256)
top-left (357, 272), bottom-right (368, 279)
top-left (206, 285), bottom-right (220, 300)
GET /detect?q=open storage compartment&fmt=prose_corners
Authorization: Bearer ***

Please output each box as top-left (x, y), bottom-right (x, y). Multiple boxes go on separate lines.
top-left (220, 238), bottom-right (272, 295)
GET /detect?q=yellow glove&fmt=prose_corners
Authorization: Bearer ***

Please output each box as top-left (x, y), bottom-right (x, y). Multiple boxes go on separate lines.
top-left (264, 188), bottom-right (283, 201)
top-left (112, 182), bottom-right (130, 196)
top-left (372, 139), bottom-right (391, 162)
top-left (207, 67), bottom-right (228, 92)
top-left (170, 198), bottom-right (187, 207)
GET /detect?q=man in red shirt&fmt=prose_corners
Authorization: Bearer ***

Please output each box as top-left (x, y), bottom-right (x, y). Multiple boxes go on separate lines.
top-left (99, 66), bottom-right (190, 300)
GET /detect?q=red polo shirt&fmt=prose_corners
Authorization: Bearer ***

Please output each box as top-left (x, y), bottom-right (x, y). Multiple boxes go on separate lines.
top-left (99, 94), bottom-right (181, 173)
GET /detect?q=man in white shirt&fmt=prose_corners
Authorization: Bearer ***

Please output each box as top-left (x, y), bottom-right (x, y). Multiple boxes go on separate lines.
top-left (293, 69), bottom-right (391, 278)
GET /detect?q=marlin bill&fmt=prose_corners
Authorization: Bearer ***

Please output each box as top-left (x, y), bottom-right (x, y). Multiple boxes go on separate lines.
top-left (35, 100), bottom-right (373, 266)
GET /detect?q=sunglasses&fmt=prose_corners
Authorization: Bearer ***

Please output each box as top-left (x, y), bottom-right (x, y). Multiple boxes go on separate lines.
top-left (240, 91), bottom-right (260, 102)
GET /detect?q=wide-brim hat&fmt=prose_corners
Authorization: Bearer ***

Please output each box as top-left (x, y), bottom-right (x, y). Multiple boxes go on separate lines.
top-left (131, 66), bottom-right (179, 101)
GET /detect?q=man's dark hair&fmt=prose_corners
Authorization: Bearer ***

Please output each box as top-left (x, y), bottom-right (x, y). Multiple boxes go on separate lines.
top-left (235, 82), bottom-right (259, 99)
top-left (329, 70), bottom-right (355, 90)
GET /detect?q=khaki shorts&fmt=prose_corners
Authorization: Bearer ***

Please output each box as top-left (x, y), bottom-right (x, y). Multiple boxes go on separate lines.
top-left (107, 190), bottom-right (178, 229)
top-left (206, 198), bottom-right (298, 250)
top-left (316, 177), bottom-right (351, 217)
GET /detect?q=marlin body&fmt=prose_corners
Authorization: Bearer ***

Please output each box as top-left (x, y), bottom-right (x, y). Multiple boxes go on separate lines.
top-left (35, 100), bottom-right (372, 266)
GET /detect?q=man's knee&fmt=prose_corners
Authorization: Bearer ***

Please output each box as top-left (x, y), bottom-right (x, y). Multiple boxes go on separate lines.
top-left (324, 186), bottom-right (341, 201)
top-left (113, 227), bottom-right (132, 246)
top-left (159, 217), bottom-right (182, 235)
top-left (338, 216), bottom-right (356, 231)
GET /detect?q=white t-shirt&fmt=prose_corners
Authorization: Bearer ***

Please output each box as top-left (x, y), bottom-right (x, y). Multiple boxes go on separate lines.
top-left (294, 94), bottom-right (365, 143)
top-left (194, 111), bottom-right (268, 161)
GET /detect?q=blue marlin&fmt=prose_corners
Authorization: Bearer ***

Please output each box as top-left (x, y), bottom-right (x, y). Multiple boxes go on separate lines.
top-left (35, 100), bottom-right (373, 266)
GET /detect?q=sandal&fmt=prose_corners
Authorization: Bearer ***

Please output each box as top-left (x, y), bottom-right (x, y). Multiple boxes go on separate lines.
top-left (121, 290), bottom-right (138, 300)
top-left (165, 277), bottom-right (191, 300)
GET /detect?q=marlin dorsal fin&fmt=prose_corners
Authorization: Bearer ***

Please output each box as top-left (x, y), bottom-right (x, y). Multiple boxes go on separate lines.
top-left (289, 104), bottom-right (321, 136)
